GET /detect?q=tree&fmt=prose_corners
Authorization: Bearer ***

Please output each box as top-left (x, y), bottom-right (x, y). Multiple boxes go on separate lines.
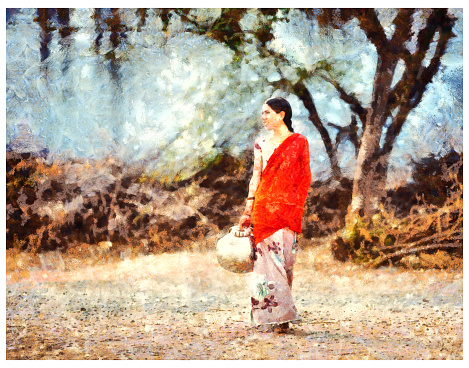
top-left (153, 8), bottom-right (348, 180)
top-left (8, 8), bottom-right (460, 211)
top-left (315, 9), bottom-right (457, 218)
top-left (175, 8), bottom-right (457, 217)
top-left (161, 8), bottom-right (460, 263)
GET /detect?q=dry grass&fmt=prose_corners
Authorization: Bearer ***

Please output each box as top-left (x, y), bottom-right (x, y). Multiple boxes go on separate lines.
top-left (336, 157), bottom-right (463, 269)
top-left (6, 241), bottom-right (463, 360)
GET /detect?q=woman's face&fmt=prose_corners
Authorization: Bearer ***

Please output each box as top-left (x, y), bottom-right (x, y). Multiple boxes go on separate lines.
top-left (261, 104), bottom-right (285, 131)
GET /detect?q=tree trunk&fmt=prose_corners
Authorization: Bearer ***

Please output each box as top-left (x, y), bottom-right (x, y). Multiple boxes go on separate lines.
top-left (370, 103), bottom-right (414, 205)
top-left (349, 54), bottom-right (399, 217)
top-left (36, 9), bottom-right (54, 62)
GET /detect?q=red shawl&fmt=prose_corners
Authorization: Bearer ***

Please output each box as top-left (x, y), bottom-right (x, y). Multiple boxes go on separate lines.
top-left (252, 133), bottom-right (311, 245)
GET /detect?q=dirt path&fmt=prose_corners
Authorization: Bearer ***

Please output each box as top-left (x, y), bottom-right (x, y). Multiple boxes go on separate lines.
top-left (6, 241), bottom-right (463, 360)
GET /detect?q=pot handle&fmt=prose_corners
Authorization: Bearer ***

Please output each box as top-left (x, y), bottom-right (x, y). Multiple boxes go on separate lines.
top-left (230, 225), bottom-right (252, 237)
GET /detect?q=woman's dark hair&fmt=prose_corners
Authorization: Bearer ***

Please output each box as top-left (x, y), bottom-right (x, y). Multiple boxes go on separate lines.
top-left (266, 97), bottom-right (294, 132)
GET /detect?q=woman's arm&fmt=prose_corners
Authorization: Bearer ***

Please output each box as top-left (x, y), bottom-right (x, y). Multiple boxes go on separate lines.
top-left (238, 140), bottom-right (263, 229)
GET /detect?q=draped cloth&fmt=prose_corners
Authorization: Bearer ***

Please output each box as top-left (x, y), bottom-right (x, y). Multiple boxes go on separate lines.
top-left (251, 133), bottom-right (311, 246)
top-left (249, 133), bottom-right (310, 327)
top-left (249, 228), bottom-right (299, 326)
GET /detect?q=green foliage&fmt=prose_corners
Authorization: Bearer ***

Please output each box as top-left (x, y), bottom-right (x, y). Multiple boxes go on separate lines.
top-left (199, 152), bottom-right (225, 172)
top-left (316, 60), bottom-right (333, 73)
top-left (296, 68), bottom-right (310, 81)
top-left (206, 9), bottom-right (245, 51)
top-left (340, 211), bottom-right (401, 265)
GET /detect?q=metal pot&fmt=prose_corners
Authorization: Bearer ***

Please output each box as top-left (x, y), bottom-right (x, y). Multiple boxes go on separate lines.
top-left (216, 226), bottom-right (254, 274)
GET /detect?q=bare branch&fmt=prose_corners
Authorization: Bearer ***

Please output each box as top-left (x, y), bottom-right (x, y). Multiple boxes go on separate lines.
top-left (383, 11), bottom-right (455, 155)
top-left (410, 17), bottom-right (455, 109)
top-left (354, 9), bottom-right (389, 54)
top-left (320, 75), bottom-right (367, 127)
top-left (292, 80), bottom-right (341, 179)
top-left (315, 8), bottom-right (355, 29)
top-left (415, 9), bottom-right (446, 55)
top-left (328, 115), bottom-right (360, 156)
top-left (389, 8), bottom-right (415, 56)
top-left (380, 110), bottom-right (409, 157)
top-left (370, 241), bottom-right (462, 268)
top-left (387, 10), bottom-right (442, 111)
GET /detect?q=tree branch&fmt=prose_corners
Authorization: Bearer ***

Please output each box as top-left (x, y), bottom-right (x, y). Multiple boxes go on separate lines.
top-left (389, 8), bottom-right (415, 56)
top-left (292, 80), bottom-right (341, 179)
top-left (185, 8), bottom-right (246, 51)
top-left (370, 241), bottom-right (462, 268)
top-left (321, 74), bottom-right (367, 127)
top-left (410, 16), bottom-right (455, 109)
top-left (328, 115), bottom-right (360, 156)
top-left (354, 9), bottom-right (389, 54)
top-left (382, 11), bottom-right (455, 156)
top-left (386, 10), bottom-right (441, 111)
top-left (380, 110), bottom-right (409, 157)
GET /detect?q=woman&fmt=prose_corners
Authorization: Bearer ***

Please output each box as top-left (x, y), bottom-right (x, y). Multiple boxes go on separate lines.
top-left (239, 97), bottom-right (311, 333)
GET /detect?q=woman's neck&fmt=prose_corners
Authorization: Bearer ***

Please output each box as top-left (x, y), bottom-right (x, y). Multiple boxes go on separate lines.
top-left (271, 123), bottom-right (292, 141)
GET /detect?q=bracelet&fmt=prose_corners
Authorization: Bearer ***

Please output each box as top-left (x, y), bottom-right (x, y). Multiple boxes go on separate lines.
top-left (247, 197), bottom-right (255, 200)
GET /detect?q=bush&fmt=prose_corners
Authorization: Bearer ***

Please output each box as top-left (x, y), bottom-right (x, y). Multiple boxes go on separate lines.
top-left (331, 152), bottom-right (463, 268)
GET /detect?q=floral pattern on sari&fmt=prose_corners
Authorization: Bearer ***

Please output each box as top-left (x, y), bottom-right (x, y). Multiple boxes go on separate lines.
top-left (249, 228), bottom-right (299, 326)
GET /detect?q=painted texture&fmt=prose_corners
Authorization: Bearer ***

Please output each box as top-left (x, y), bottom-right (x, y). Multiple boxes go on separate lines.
top-left (6, 8), bottom-right (463, 360)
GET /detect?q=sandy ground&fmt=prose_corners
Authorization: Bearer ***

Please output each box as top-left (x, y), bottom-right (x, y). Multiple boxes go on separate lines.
top-left (6, 240), bottom-right (463, 360)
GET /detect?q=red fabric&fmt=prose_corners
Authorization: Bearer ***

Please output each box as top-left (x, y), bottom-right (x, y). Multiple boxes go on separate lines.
top-left (252, 133), bottom-right (311, 245)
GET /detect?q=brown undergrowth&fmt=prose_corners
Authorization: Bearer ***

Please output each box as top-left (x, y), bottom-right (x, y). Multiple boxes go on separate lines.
top-left (6, 150), bottom-right (463, 270)
top-left (332, 153), bottom-right (463, 269)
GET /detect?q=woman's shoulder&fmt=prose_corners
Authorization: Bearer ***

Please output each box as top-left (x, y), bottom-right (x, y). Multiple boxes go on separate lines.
top-left (292, 132), bottom-right (306, 139)
top-left (293, 133), bottom-right (309, 144)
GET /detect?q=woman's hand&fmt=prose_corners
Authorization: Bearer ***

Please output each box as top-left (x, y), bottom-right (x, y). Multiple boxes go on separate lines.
top-left (239, 197), bottom-right (254, 229)
top-left (238, 214), bottom-right (251, 229)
